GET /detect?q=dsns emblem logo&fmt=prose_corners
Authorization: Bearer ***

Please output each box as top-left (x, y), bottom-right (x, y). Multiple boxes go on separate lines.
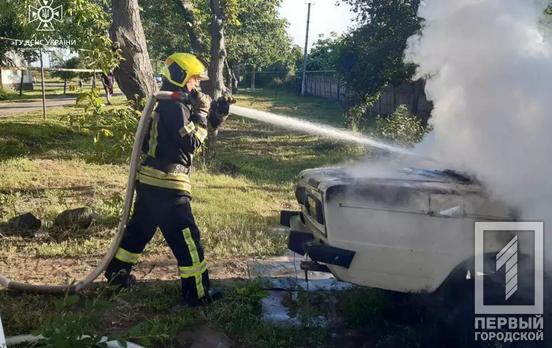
top-left (29, 0), bottom-right (63, 32)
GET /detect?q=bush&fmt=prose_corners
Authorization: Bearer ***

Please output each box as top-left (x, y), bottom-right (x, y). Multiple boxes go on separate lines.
top-left (283, 75), bottom-right (299, 92)
top-left (371, 104), bottom-right (428, 147)
top-left (65, 89), bottom-right (141, 162)
top-left (0, 88), bottom-right (8, 100)
top-left (346, 101), bottom-right (430, 148)
top-left (267, 77), bottom-right (284, 89)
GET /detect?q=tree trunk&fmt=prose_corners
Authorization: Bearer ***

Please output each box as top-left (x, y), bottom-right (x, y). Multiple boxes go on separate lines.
top-left (207, 0), bottom-right (227, 99)
top-left (177, 0), bottom-right (209, 54)
top-left (251, 65), bottom-right (256, 91)
top-left (204, 0), bottom-right (228, 162)
top-left (20, 69), bottom-right (25, 96)
top-left (0, 68), bottom-right (3, 90)
top-left (225, 59), bottom-right (238, 94)
top-left (110, 0), bottom-right (156, 103)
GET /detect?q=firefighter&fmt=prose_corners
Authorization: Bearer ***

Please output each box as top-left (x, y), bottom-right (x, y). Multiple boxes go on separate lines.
top-left (105, 53), bottom-right (233, 307)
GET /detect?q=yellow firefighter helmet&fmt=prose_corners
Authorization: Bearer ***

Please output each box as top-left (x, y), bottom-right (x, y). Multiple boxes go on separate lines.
top-left (161, 53), bottom-right (209, 87)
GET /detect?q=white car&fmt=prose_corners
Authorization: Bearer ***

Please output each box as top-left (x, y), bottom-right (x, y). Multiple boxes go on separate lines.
top-left (281, 166), bottom-right (519, 294)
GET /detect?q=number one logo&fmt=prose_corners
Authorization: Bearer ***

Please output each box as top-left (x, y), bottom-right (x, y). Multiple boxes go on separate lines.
top-left (496, 235), bottom-right (518, 301)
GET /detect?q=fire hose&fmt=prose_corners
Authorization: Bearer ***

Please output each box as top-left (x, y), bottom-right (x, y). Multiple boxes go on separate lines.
top-left (0, 91), bottom-right (182, 294)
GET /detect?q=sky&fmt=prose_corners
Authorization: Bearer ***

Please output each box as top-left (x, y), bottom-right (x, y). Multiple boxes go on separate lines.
top-left (36, 0), bottom-right (357, 67)
top-left (278, 0), bottom-right (357, 51)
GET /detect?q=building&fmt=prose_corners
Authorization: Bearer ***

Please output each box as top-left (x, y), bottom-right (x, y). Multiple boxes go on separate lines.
top-left (0, 52), bottom-right (34, 90)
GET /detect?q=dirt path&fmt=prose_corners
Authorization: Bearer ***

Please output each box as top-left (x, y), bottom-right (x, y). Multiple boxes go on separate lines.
top-left (0, 252), bottom-right (251, 287)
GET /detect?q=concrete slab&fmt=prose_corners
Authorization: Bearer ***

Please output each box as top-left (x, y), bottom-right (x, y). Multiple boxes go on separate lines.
top-left (247, 252), bottom-right (352, 291)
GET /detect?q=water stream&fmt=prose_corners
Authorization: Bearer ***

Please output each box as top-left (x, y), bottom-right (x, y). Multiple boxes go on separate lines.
top-left (229, 105), bottom-right (414, 156)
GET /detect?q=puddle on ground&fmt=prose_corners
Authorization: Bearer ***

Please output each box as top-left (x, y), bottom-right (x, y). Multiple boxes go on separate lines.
top-left (249, 252), bottom-right (352, 327)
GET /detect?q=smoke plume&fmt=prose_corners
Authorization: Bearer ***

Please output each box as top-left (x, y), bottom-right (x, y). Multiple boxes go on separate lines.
top-left (405, 0), bottom-right (552, 260)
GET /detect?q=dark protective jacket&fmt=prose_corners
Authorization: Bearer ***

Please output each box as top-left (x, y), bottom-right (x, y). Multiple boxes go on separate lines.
top-left (138, 83), bottom-right (208, 196)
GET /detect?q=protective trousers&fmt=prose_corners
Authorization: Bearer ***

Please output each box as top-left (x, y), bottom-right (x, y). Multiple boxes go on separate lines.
top-left (105, 183), bottom-right (209, 305)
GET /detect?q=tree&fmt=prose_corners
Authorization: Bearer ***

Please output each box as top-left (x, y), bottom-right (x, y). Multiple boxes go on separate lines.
top-left (0, 0), bottom-right (28, 89)
top-left (110, 0), bottom-right (156, 102)
top-left (337, 0), bottom-right (421, 101)
top-left (141, 0), bottom-right (294, 91)
top-left (303, 32), bottom-right (342, 71)
top-left (0, 0), bottom-right (121, 83)
top-left (51, 56), bottom-right (83, 94)
top-left (206, 0), bottom-right (228, 99)
top-left (177, 0), bottom-right (210, 55)
top-left (371, 104), bottom-right (428, 147)
top-left (224, 0), bottom-right (293, 89)
top-left (140, 0), bottom-right (206, 67)
top-left (51, 57), bottom-right (83, 79)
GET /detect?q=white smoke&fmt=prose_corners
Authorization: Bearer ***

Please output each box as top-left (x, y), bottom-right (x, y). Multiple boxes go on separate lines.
top-left (406, 0), bottom-right (552, 244)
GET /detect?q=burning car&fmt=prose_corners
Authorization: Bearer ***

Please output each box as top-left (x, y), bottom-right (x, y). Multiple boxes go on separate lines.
top-left (281, 166), bottom-right (519, 294)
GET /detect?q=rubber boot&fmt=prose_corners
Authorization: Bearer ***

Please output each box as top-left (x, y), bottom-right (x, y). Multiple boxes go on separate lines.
top-left (181, 288), bottom-right (224, 308)
top-left (104, 258), bottom-right (136, 290)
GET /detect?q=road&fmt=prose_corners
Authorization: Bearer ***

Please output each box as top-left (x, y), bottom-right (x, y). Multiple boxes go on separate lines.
top-left (0, 96), bottom-right (78, 117)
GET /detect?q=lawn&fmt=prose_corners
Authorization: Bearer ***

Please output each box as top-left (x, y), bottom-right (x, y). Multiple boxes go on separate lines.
top-left (0, 89), bottom-right (381, 347)
top-left (0, 79), bottom-right (122, 102)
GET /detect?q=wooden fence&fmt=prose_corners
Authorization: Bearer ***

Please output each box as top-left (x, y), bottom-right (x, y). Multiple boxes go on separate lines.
top-left (303, 71), bottom-right (433, 122)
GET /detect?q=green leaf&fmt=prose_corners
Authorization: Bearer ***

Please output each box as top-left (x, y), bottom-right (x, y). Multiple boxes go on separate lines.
top-left (64, 294), bottom-right (80, 307)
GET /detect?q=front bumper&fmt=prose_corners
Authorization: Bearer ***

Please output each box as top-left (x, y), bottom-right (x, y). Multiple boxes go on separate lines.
top-left (281, 211), bottom-right (356, 269)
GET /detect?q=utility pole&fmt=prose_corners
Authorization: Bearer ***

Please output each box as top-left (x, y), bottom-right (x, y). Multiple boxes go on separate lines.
top-left (39, 47), bottom-right (46, 120)
top-left (300, 2), bottom-right (312, 97)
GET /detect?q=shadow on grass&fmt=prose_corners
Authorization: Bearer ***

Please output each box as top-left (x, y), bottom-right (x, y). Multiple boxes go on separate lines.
top-left (0, 118), bottom-right (127, 165)
top-left (0, 119), bottom-right (90, 161)
top-left (0, 185), bottom-right (94, 195)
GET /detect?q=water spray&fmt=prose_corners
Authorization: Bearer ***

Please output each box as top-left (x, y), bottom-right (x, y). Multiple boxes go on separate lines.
top-left (229, 105), bottom-right (415, 157)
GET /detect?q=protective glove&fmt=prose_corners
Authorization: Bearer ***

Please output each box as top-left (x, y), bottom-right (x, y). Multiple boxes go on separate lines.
top-left (208, 93), bottom-right (236, 130)
top-left (190, 89), bottom-right (212, 118)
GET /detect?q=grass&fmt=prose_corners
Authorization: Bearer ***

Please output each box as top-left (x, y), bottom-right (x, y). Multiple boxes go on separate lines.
top-left (0, 280), bottom-right (447, 347)
top-left (234, 89), bottom-right (347, 127)
top-left (0, 88), bottom-right (373, 346)
top-left (217, 89), bottom-right (365, 185)
top-left (0, 280), bottom-right (332, 347)
top-left (0, 90), bottom-right (365, 262)
top-left (0, 88), bottom-right (80, 101)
